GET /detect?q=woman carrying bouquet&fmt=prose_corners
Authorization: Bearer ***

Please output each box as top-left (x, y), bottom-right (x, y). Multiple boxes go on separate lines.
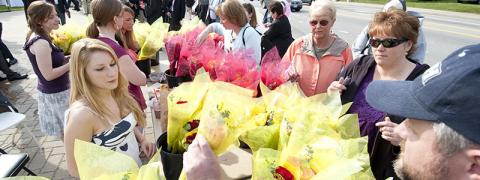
top-left (23, 1), bottom-right (70, 138)
top-left (327, 9), bottom-right (429, 180)
top-left (196, 0), bottom-right (262, 65)
top-left (86, 0), bottom-right (147, 111)
top-left (117, 5), bottom-right (147, 110)
top-left (64, 38), bottom-right (155, 178)
top-left (283, 0), bottom-right (352, 97)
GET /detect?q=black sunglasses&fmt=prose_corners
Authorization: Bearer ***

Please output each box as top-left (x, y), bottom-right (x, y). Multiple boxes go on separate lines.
top-left (369, 38), bottom-right (408, 48)
top-left (309, 20), bottom-right (329, 27)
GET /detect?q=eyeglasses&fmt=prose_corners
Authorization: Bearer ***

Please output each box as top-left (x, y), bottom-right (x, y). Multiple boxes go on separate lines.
top-left (369, 38), bottom-right (408, 48)
top-left (309, 20), bottom-right (329, 27)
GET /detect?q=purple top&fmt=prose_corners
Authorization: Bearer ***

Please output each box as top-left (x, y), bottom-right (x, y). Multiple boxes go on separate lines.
top-left (348, 67), bottom-right (383, 152)
top-left (97, 37), bottom-right (146, 110)
top-left (23, 36), bottom-right (69, 94)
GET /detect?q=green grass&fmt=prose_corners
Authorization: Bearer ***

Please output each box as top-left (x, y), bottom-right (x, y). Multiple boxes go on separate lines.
top-left (350, 0), bottom-right (480, 14)
top-left (0, 5), bottom-right (24, 12)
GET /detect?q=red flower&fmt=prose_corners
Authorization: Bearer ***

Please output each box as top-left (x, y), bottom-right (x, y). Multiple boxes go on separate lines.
top-left (273, 166), bottom-right (294, 180)
top-left (176, 100), bottom-right (188, 104)
top-left (185, 133), bottom-right (197, 145)
top-left (190, 120), bottom-right (200, 129)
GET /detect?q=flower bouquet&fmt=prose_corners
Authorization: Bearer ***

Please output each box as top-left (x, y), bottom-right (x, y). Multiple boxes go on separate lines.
top-left (176, 27), bottom-right (205, 77)
top-left (166, 71), bottom-right (211, 154)
top-left (251, 92), bottom-right (374, 179)
top-left (133, 21), bottom-right (151, 51)
top-left (215, 49), bottom-right (261, 93)
top-left (51, 22), bottom-right (86, 54)
top-left (137, 18), bottom-right (169, 60)
top-left (74, 139), bottom-right (165, 180)
top-left (196, 81), bottom-right (257, 155)
top-left (188, 35), bottom-right (225, 79)
top-left (261, 47), bottom-right (291, 90)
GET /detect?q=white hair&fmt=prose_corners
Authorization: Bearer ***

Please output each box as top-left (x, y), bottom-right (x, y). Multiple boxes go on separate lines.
top-left (433, 122), bottom-right (474, 156)
top-left (309, 0), bottom-right (336, 20)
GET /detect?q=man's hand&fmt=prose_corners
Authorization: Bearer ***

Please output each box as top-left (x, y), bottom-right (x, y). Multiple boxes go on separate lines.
top-left (66, 10), bottom-right (71, 18)
top-left (183, 135), bottom-right (225, 180)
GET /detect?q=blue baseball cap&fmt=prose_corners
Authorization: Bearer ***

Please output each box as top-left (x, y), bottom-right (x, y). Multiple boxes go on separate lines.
top-left (366, 44), bottom-right (480, 144)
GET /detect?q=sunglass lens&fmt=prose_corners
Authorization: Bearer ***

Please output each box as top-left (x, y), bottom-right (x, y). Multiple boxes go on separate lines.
top-left (369, 39), bottom-right (380, 48)
top-left (320, 20), bottom-right (329, 26)
top-left (309, 20), bottom-right (318, 26)
top-left (384, 39), bottom-right (395, 48)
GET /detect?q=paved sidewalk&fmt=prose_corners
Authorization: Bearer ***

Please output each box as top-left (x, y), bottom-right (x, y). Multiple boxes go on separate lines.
top-left (0, 10), bottom-right (158, 179)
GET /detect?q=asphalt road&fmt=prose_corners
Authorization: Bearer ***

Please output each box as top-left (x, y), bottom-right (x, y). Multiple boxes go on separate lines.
top-left (252, 1), bottom-right (480, 65)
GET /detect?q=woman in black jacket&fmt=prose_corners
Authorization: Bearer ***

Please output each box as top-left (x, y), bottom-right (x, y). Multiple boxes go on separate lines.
top-left (263, 1), bottom-right (294, 58)
top-left (327, 9), bottom-right (429, 180)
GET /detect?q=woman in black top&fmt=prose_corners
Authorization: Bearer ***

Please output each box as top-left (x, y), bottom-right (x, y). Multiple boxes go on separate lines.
top-left (263, 1), bottom-right (294, 58)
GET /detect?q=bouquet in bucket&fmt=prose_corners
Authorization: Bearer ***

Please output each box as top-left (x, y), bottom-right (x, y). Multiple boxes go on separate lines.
top-left (261, 47), bottom-right (291, 90)
top-left (251, 92), bottom-right (374, 179)
top-left (135, 18), bottom-right (169, 60)
top-left (74, 139), bottom-right (166, 180)
top-left (188, 34), bottom-right (225, 79)
top-left (165, 35), bottom-right (184, 75)
top-left (166, 71), bottom-right (211, 153)
top-left (215, 49), bottom-right (261, 93)
top-left (240, 82), bottom-right (306, 152)
top-left (51, 22), bottom-right (86, 54)
top-left (196, 81), bottom-right (257, 155)
top-left (133, 21), bottom-right (151, 49)
top-left (176, 27), bottom-right (205, 77)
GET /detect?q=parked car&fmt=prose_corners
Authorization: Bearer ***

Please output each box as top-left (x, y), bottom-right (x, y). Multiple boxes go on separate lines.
top-left (302, 0), bottom-right (312, 5)
top-left (457, 0), bottom-right (479, 3)
top-left (291, 0), bottom-right (302, 12)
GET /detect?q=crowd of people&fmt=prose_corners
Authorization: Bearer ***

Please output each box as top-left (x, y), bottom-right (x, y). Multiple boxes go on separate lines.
top-left (0, 0), bottom-right (478, 179)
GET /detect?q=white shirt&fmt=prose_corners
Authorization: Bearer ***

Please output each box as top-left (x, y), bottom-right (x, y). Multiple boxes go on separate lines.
top-left (210, 23), bottom-right (262, 64)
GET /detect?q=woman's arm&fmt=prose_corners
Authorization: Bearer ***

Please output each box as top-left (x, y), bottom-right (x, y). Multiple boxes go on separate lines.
top-left (243, 29), bottom-right (262, 65)
top-left (195, 23), bottom-right (225, 46)
top-left (134, 127), bottom-right (155, 158)
top-left (118, 55), bottom-right (147, 86)
top-left (64, 107), bottom-right (96, 178)
top-left (30, 39), bottom-right (69, 81)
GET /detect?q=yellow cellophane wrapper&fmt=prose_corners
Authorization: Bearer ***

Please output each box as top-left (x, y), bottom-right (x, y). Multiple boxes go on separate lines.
top-left (138, 18), bottom-right (169, 60)
top-left (251, 92), bottom-right (374, 179)
top-left (178, 16), bottom-right (205, 35)
top-left (240, 124), bottom-right (280, 151)
top-left (133, 22), bottom-right (151, 50)
top-left (1, 177), bottom-right (50, 180)
top-left (252, 148), bottom-right (281, 180)
top-left (51, 22), bottom-right (86, 54)
top-left (167, 71), bottom-right (211, 153)
top-left (197, 81), bottom-right (257, 155)
top-left (74, 139), bottom-right (166, 180)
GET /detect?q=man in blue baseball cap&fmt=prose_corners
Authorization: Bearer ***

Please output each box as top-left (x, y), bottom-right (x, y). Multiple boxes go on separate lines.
top-left (366, 44), bottom-right (480, 180)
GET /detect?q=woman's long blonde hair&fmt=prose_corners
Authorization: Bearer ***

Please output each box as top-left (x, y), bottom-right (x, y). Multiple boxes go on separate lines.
top-left (69, 38), bottom-right (146, 127)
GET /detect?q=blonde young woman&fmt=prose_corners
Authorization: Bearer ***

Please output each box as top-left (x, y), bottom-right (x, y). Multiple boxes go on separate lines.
top-left (64, 38), bottom-right (155, 178)
top-left (86, 0), bottom-right (147, 109)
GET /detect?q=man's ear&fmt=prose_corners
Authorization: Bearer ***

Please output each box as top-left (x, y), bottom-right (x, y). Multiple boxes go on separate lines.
top-left (467, 148), bottom-right (480, 179)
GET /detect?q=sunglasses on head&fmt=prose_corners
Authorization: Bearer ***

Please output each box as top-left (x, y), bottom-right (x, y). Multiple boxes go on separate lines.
top-left (309, 20), bottom-right (329, 27)
top-left (369, 38), bottom-right (408, 48)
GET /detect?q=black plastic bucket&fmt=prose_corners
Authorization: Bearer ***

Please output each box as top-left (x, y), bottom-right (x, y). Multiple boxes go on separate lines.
top-left (135, 59), bottom-right (151, 78)
top-left (165, 69), bottom-right (180, 88)
top-left (157, 132), bottom-right (184, 180)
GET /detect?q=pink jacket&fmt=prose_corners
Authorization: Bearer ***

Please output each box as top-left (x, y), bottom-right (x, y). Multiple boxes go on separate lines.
top-left (283, 34), bottom-right (353, 97)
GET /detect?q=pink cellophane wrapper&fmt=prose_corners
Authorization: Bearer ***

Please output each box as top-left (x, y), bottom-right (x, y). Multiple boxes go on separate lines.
top-left (261, 47), bottom-right (290, 90)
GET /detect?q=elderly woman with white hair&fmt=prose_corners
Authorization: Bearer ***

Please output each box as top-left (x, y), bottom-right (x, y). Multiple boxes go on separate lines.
top-left (283, 0), bottom-right (352, 97)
